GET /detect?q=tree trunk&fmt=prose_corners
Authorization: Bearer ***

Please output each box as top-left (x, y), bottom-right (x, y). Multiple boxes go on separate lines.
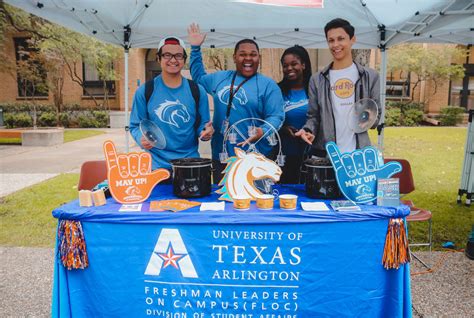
top-left (353, 49), bottom-right (371, 67)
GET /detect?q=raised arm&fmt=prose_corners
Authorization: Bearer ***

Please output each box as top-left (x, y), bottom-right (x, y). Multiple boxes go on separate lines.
top-left (188, 23), bottom-right (210, 86)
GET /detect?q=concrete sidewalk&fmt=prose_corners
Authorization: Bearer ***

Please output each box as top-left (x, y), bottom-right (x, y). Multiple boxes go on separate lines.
top-left (0, 129), bottom-right (133, 197)
top-left (0, 128), bottom-right (211, 197)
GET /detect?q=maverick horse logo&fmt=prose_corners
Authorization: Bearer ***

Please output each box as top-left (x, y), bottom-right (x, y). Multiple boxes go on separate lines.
top-left (216, 148), bottom-right (282, 201)
top-left (145, 229), bottom-right (198, 278)
top-left (217, 85), bottom-right (248, 109)
top-left (154, 99), bottom-right (191, 128)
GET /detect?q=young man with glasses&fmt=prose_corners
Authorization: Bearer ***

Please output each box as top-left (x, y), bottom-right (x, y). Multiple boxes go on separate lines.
top-left (129, 36), bottom-right (214, 171)
top-left (187, 23), bottom-right (285, 184)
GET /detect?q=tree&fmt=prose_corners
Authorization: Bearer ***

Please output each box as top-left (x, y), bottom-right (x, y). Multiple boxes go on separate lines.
top-left (387, 44), bottom-right (466, 103)
top-left (15, 44), bottom-right (49, 128)
top-left (38, 22), bottom-right (121, 110)
top-left (201, 48), bottom-right (234, 71)
top-left (1, 3), bottom-right (121, 126)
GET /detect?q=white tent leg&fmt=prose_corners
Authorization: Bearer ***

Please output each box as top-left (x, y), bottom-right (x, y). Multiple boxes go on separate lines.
top-left (378, 49), bottom-right (387, 152)
top-left (124, 49), bottom-right (130, 152)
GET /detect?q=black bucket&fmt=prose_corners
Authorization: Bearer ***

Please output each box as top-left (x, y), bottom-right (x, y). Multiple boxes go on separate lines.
top-left (303, 157), bottom-right (342, 199)
top-left (170, 158), bottom-right (212, 198)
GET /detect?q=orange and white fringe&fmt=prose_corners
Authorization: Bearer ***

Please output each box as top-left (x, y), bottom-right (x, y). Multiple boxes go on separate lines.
top-left (382, 218), bottom-right (411, 269)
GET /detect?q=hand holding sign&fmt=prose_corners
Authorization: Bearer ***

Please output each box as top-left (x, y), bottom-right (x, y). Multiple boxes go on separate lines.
top-left (103, 140), bottom-right (170, 204)
top-left (325, 142), bottom-right (402, 204)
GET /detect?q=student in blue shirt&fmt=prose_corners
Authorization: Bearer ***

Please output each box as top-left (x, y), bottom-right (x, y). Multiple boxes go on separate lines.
top-left (278, 45), bottom-right (312, 184)
top-left (129, 36), bottom-right (213, 173)
top-left (187, 23), bottom-right (285, 184)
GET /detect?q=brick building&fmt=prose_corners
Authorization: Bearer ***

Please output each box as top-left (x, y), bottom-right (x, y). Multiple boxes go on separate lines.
top-left (0, 31), bottom-right (472, 126)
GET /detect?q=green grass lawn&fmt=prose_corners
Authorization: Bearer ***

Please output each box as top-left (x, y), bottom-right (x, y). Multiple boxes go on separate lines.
top-left (369, 127), bottom-right (472, 249)
top-left (0, 137), bottom-right (22, 144)
top-left (0, 127), bottom-right (472, 248)
top-left (0, 129), bottom-right (105, 145)
top-left (0, 174), bottom-right (79, 247)
top-left (63, 129), bottom-right (105, 143)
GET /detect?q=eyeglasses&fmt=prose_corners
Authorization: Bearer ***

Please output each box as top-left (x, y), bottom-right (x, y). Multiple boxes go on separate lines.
top-left (160, 52), bottom-right (185, 61)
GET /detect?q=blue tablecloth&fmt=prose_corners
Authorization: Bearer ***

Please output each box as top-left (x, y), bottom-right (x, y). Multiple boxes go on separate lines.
top-left (52, 185), bottom-right (412, 317)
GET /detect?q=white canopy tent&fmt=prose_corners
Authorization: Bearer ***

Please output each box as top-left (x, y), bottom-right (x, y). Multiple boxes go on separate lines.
top-left (6, 0), bottom-right (474, 150)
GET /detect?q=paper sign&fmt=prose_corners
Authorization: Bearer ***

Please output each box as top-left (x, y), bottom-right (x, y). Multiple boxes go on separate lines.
top-left (200, 202), bottom-right (226, 211)
top-left (300, 202), bottom-right (330, 211)
top-left (103, 140), bottom-right (170, 204)
top-left (325, 142), bottom-right (402, 204)
top-left (119, 204), bottom-right (143, 212)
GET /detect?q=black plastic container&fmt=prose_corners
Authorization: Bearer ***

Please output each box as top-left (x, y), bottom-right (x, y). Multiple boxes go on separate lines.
top-left (170, 158), bottom-right (212, 198)
top-left (303, 157), bottom-right (342, 199)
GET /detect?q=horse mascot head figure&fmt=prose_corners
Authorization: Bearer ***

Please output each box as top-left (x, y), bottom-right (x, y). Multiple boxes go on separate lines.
top-left (216, 148), bottom-right (282, 201)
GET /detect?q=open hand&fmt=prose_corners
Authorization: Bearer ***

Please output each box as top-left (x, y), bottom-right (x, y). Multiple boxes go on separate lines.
top-left (280, 125), bottom-right (298, 138)
top-left (140, 136), bottom-right (153, 149)
top-left (326, 142), bottom-right (402, 203)
top-left (237, 127), bottom-right (263, 147)
top-left (295, 129), bottom-right (315, 145)
top-left (103, 140), bottom-right (170, 204)
top-left (187, 23), bottom-right (206, 47)
top-left (200, 121), bottom-right (214, 141)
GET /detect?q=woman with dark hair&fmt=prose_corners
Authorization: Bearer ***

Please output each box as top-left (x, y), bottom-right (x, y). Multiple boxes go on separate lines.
top-left (278, 45), bottom-right (312, 184)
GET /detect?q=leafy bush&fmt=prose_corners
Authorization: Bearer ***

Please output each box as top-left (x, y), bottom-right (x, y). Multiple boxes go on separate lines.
top-left (62, 103), bottom-right (82, 112)
top-left (385, 101), bottom-right (424, 126)
top-left (1, 103), bottom-right (109, 128)
top-left (385, 108), bottom-right (401, 127)
top-left (38, 112), bottom-right (57, 127)
top-left (78, 115), bottom-right (99, 128)
top-left (92, 111), bottom-right (108, 127)
top-left (0, 103), bottom-right (55, 113)
top-left (439, 106), bottom-right (464, 126)
top-left (4, 112), bottom-right (33, 128)
top-left (59, 113), bottom-right (70, 128)
top-left (402, 108), bottom-right (424, 127)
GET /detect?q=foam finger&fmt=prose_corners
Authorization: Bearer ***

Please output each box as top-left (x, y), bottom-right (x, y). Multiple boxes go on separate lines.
top-left (128, 153), bottom-right (139, 177)
top-left (325, 142), bottom-right (343, 171)
top-left (103, 140), bottom-right (118, 170)
top-left (363, 147), bottom-right (378, 172)
top-left (341, 153), bottom-right (357, 178)
top-left (139, 153), bottom-right (152, 174)
top-left (117, 154), bottom-right (130, 178)
top-left (352, 151), bottom-right (366, 175)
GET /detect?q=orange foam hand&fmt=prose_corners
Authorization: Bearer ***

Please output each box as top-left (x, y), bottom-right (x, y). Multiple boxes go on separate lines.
top-left (103, 140), bottom-right (170, 204)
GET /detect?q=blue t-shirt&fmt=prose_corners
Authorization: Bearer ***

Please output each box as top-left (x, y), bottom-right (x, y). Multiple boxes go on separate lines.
top-left (281, 89), bottom-right (309, 156)
top-left (129, 75), bottom-right (210, 170)
top-left (190, 46), bottom-right (285, 160)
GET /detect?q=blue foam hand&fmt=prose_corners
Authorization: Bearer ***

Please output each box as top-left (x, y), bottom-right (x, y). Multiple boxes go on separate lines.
top-left (325, 142), bottom-right (402, 204)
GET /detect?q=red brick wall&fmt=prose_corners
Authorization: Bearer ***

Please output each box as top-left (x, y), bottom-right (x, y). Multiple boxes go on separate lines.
top-left (0, 32), bottom-right (121, 110)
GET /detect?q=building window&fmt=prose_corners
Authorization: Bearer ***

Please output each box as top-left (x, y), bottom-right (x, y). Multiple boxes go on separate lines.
top-left (82, 62), bottom-right (116, 96)
top-left (450, 64), bottom-right (473, 110)
top-left (14, 37), bottom-right (48, 98)
top-left (386, 72), bottom-right (410, 99)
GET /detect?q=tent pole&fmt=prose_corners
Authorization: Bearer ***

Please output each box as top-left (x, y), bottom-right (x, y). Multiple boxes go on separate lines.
top-left (123, 25), bottom-right (131, 153)
top-left (378, 48), bottom-right (387, 151)
top-left (377, 24), bottom-right (387, 152)
top-left (124, 48), bottom-right (130, 153)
